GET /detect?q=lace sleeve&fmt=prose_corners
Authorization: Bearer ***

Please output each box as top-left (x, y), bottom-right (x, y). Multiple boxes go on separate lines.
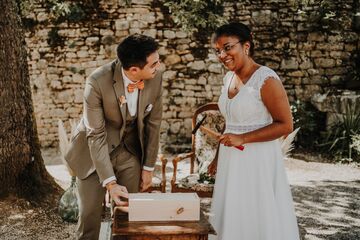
top-left (250, 67), bottom-right (281, 99)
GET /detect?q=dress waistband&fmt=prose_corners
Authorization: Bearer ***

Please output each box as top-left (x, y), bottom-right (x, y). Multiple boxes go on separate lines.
top-left (225, 122), bottom-right (271, 133)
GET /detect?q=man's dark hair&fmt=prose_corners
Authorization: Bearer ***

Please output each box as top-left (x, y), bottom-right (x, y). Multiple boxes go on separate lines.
top-left (117, 34), bottom-right (159, 70)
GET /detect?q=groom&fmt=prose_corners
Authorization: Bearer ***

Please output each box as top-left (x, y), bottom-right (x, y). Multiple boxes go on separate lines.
top-left (65, 34), bottom-right (163, 240)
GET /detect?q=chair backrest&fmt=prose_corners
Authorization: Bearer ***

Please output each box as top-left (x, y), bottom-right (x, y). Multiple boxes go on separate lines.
top-left (190, 103), bottom-right (225, 174)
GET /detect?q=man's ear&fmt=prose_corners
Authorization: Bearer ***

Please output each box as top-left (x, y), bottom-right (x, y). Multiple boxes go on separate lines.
top-left (128, 66), bottom-right (140, 75)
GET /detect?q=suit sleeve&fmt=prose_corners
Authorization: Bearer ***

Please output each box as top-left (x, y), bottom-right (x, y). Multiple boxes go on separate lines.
top-left (83, 77), bottom-right (115, 183)
top-left (143, 76), bottom-right (163, 169)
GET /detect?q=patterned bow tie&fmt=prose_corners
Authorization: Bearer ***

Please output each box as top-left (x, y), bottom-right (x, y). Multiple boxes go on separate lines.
top-left (127, 80), bottom-right (144, 93)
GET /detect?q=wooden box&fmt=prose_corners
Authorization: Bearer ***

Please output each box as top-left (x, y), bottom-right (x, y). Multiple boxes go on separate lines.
top-left (128, 193), bottom-right (200, 222)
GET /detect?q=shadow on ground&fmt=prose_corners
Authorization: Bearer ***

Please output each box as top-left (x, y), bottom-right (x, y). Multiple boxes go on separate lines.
top-left (292, 181), bottom-right (360, 240)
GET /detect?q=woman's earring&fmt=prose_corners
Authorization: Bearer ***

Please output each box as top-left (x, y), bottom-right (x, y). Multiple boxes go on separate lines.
top-left (245, 49), bottom-right (249, 56)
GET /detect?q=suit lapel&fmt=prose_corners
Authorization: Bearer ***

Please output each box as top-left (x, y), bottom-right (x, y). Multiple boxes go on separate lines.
top-left (137, 83), bottom-right (145, 122)
top-left (137, 80), bottom-right (151, 156)
top-left (112, 61), bottom-right (127, 124)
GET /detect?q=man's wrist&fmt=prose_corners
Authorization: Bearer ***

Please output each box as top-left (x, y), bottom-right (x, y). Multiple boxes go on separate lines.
top-left (106, 180), bottom-right (117, 191)
top-left (142, 165), bottom-right (154, 172)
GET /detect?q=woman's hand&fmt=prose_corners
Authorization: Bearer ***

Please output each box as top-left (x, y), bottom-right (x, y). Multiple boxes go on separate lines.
top-left (208, 160), bottom-right (218, 176)
top-left (219, 133), bottom-right (245, 147)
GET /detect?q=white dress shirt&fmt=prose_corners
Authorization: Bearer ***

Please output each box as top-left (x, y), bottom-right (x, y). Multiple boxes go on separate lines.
top-left (122, 68), bottom-right (139, 117)
top-left (102, 68), bottom-right (154, 187)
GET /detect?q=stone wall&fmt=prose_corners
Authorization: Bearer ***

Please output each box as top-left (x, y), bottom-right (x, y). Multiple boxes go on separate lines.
top-left (25, 0), bottom-right (359, 152)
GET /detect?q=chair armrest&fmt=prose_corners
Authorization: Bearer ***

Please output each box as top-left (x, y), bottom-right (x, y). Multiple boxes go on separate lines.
top-left (158, 154), bottom-right (168, 192)
top-left (171, 152), bottom-right (194, 185)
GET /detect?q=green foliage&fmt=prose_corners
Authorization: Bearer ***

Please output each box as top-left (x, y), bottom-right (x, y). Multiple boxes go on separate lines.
top-left (58, 177), bottom-right (79, 222)
top-left (48, 27), bottom-right (64, 47)
top-left (199, 172), bottom-right (215, 184)
top-left (345, 54), bottom-right (360, 90)
top-left (351, 134), bottom-right (360, 159)
top-left (48, 0), bottom-right (86, 23)
top-left (297, 0), bottom-right (346, 32)
top-left (290, 100), bottom-right (326, 149)
top-left (17, 0), bottom-right (36, 17)
top-left (119, 0), bottom-right (132, 7)
top-left (319, 102), bottom-right (360, 162)
top-left (162, 0), bottom-right (227, 34)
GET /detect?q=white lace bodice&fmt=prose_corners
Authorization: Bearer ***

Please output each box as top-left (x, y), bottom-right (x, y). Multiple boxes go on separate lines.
top-left (218, 66), bottom-right (281, 134)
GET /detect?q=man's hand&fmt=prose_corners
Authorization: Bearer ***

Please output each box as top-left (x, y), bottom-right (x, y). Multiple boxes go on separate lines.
top-left (140, 169), bottom-right (153, 192)
top-left (106, 181), bottom-right (129, 206)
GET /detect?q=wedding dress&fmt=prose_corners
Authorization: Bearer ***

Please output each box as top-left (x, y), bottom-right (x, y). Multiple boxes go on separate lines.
top-left (209, 66), bottom-right (300, 240)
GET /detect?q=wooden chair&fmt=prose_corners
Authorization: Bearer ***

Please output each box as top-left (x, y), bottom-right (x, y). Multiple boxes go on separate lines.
top-left (170, 102), bottom-right (224, 197)
top-left (148, 154), bottom-right (168, 193)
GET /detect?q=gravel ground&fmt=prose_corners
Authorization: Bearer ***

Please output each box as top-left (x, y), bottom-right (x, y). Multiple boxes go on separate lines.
top-left (0, 149), bottom-right (359, 240)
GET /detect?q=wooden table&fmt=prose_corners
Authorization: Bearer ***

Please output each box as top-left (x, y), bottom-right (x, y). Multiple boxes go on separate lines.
top-left (112, 211), bottom-right (216, 240)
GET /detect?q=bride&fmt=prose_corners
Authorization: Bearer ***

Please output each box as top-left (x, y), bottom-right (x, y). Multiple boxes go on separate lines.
top-left (208, 22), bottom-right (300, 240)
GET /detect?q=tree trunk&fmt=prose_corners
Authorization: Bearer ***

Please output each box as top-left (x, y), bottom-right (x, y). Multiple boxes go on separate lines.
top-left (0, 0), bottom-right (62, 204)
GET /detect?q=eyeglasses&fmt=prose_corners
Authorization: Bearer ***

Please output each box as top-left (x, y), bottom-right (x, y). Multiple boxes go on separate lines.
top-left (213, 41), bottom-right (241, 56)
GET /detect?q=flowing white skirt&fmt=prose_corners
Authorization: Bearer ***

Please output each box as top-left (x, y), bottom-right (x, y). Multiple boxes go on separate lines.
top-left (209, 140), bottom-right (300, 240)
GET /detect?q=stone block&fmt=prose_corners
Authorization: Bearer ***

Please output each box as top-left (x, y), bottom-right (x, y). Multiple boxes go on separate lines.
top-left (176, 31), bottom-right (187, 38)
top-left (77, 51), bottom-right (89, 58)
top-left (31, 51), bottom-right (40, 60)
top-left (288, 71), bottom-right (304, 77)
top-left (328, 35), bottom-right (343, 43)
top-left (74, 89), bottom-right (84, 103)
top-left (143, 29), bottom-right (157, 39)
top-left (37, 59), bottom-right (48, 69)
top-left (164, 54), bottom-right (181, 65)
top-left (73, 73), bottom-right (85, 83)
top-left (281, 58), bottom-right (299, 70)
top-left (178, 112), bottom-right (193, 118)
top-left (164, 30), bottom-right (176, 39)
top-left (162, 111), bottom-right (176, 119)
top-left (56, 90), bottom-right (73, 103)
top-left (130, 20), bottom-right (147, 29)
top-left (115, 20), bottom-right (130, 30)
top-left (184, 54), bottom-right (194, 62)
top-left (252, 10), bottom-right (275, 25)
top-left (66, 52), bottom-right (77, 59)
top-left (101, 35), bottom-right (116, 45)
top-left (100, 29), bottom-right (114, 36)
top-left (131, 0), bottom-right (152, 5)
top-left (163, 70), bottom-right (177, 80)
top-left (141, 13), bottom-right (156, 23)
top-left (308, 32), bottom-right (325, 42)
top-left (50, 108), bottom-right (69, 119)
top-left (129, 28), bottom-right (142, 34)
top-left (314, 58), bottom-right (336, 68)
top-left (310, 50), bottom-right (326, 57)
top-left (86, 37), bottom-right (99, 46)
top-left (198, 76), bottom-right (207, 85)
top-left (299, 60), bottom-right (312, 69)
top-left (170, 80), bottom-right (184, 89)
top-left (160, 120), bottom-right (169, 132)
top-left (62, 76), bottom-right (72, 83)
top-left (50, 80), bottom-right (62, 90)
top-left (66, 107), bottom-right (81, 114)
top-left (208, 63), bottom-right (222, 74)
top-left (189, 61), bottom-right (206, 71)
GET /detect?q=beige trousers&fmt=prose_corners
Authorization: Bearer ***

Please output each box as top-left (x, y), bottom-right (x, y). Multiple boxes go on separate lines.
top-left (76, 146), bottom-right (141, 240)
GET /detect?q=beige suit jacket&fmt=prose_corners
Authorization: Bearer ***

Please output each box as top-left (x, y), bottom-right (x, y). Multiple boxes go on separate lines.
top-left (65, 60), bottom-right (163, 182)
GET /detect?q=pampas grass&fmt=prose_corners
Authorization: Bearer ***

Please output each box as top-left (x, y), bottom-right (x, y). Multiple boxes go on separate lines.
top-left (58, 119), bottom-right (77, 177)
top-left (280, 127), bottom-right (300, 158)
